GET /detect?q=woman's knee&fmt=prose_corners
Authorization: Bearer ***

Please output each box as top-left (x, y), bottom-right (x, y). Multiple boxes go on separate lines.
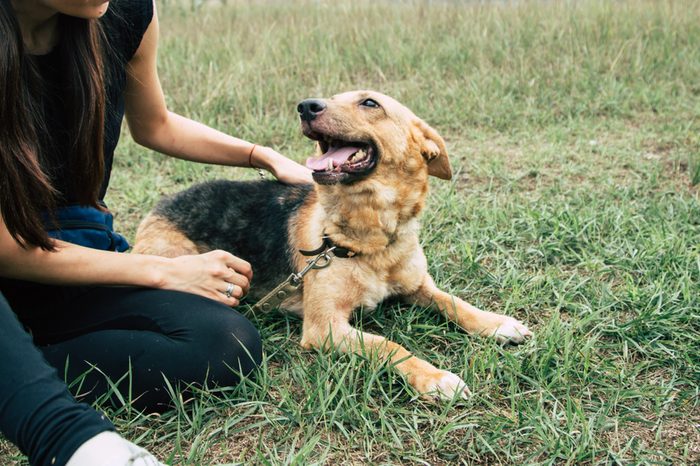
top-left (217, 311), bottom-right (263, 373)
top-left (114, 290), bottom-right (263, 389)
top-left (190, 303), bottom-right (263, 382)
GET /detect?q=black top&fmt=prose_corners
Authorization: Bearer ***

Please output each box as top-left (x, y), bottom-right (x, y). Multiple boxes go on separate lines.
top-left (33, 0), bottom-right (154, 204)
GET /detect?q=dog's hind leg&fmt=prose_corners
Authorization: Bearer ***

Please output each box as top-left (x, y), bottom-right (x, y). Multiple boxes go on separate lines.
top-left (132, 214), bottom-right (203, 257)
top-left (300, 295), bottom-right (470, 401)
top-left (405, 274), bottom-right (533, 344)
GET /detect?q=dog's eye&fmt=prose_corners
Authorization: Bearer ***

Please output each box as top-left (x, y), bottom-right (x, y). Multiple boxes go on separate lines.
top-left (360, 98), bottom-right (380, 108)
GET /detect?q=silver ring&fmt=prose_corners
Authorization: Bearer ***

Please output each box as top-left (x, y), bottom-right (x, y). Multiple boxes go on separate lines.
top-left (224, 282), bottom-right (234, 299)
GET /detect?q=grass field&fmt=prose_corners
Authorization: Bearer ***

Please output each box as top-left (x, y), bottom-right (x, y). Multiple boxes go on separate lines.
top-left (2, 0), bottom-right (699, 464)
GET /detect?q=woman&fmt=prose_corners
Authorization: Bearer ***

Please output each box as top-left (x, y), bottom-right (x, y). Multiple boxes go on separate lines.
top-left (0, 0), bottom-right (311, 465)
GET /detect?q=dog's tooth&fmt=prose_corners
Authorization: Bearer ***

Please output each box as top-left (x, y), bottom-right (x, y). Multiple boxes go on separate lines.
top-left (327, 159), bottom-right (334, 171)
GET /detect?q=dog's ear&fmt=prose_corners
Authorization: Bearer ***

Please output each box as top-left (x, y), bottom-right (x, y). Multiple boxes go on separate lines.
top-left (412, 118), bottom-right (452, 180)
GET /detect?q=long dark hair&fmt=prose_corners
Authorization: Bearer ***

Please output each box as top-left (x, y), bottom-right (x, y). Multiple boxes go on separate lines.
top-left (0, 1), bottom-right (106, 250)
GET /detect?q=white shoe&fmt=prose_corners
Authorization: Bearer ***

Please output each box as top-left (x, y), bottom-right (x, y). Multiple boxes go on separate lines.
top-left (66, 431), bottom-right (166, 466)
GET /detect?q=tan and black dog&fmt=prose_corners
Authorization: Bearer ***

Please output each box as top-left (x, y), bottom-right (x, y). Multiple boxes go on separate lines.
top-left (133, 90), bottom-right (532, 399)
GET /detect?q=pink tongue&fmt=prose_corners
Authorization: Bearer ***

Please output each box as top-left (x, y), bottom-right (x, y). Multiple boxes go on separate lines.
top-left (306, 146), bottom-right (361, 171)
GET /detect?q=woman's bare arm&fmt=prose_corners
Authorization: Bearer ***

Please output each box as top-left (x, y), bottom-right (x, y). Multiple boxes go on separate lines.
top-left (0, 214), bottom-right (251, 306)
top-left (123, 4), bottom-right (312, 184)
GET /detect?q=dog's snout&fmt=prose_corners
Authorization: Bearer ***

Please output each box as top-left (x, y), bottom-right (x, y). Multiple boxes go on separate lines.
top-left (297, 99), bottom-right (326, 122)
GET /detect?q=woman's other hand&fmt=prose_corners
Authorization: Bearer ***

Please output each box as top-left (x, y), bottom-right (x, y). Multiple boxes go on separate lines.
top-left (155, 250), bottom-right (252, 307)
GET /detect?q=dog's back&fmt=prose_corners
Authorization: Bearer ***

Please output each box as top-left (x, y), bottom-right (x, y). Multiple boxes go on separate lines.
top-left (140, 180), bottom-right (313, 296)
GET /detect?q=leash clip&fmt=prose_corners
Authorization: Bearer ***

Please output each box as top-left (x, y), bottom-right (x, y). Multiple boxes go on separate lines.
top-left (291, 247), bottom-right (335, 285)
top-left (252, 247), bottom-right (335, 313)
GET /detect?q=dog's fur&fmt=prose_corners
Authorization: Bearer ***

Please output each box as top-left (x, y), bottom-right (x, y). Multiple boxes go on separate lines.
top-left (133, 90), bottom-right (531, 399)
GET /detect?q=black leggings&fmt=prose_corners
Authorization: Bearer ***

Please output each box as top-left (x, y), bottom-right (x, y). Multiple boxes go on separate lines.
top-left (0, 284), bottom-right (262, 466)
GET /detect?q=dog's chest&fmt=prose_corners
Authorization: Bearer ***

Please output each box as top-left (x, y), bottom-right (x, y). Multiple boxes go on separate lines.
top-left (352, 268), bottom-right (395, 310)
top-left (295, 251), bottom-right (422, 312)
top-left (276, 259), bottom-right (412, 315)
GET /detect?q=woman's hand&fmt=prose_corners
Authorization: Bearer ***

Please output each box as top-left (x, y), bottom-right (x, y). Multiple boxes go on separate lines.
top-left (155, 250), bottom-right (253, 307)
top-left (253, 146), bottom-right (313, 185)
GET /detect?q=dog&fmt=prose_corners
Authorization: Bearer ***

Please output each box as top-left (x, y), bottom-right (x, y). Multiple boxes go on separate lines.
top-left (132, 90), bottom-right (532, 399)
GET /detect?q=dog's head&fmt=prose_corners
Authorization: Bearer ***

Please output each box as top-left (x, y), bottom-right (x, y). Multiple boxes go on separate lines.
top-left (298, 90), bottom-right (452, 186)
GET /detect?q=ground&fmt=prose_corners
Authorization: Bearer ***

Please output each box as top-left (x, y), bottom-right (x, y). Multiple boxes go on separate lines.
top-left (1, 0), bottom-right (698, 464)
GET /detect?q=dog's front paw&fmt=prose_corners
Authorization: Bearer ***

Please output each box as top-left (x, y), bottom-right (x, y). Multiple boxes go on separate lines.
top-left (414, 369), bottom-right (471, 401)
top-left (490, 316), bottom-right (532, 344)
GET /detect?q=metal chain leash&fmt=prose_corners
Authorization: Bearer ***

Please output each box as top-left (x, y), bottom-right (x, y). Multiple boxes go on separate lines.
top-left (251, 246), bottom-right (336, 313)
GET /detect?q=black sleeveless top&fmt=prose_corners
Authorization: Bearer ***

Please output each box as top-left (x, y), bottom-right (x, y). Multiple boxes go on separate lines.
top-left (33, 0), bottom-right (154, 204)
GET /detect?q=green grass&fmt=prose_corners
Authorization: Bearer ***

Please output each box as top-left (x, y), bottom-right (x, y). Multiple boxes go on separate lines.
top-left (2, 0), bottom-right (699, 464)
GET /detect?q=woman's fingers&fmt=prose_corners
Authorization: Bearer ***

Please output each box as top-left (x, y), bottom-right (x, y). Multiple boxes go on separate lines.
top-left (256, 146), bottom-right (313, 185)
top-left (213, 290), bottom-right (239, 307)
top-left (224, 254), bottom-right (253, 281)
top-left (219, 282), bottom-right (244, 299)
top-left (204, 250), bottom-right (252, 281)
top-left (207, 250), bottom-right (252, 293)
top-left (221, 293), bottom-right (240, 307)
top-left (224, 270), bottom-right (250, 294)
top-left (205, 250), bottom-right (250, 302)
top-left (207, 283), bottom-right (240, 307)
top-left (160, 250), bottom-right (253, 307)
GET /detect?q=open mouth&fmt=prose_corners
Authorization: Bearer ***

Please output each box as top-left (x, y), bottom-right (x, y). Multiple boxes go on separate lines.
top-left (305, 135), bottom-right (378, 185)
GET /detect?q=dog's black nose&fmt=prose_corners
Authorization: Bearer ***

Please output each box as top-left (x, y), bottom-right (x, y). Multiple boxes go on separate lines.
top-left (297, 99), bottom-right (326, 122)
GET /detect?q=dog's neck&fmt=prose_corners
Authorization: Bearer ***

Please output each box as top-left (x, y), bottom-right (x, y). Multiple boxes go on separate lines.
top-left (315, 171), bottom-right (429, 256)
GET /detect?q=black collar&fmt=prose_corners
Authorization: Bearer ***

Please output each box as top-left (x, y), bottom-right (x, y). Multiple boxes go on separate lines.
top-left (299, 235), bottom-right (358, 258)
